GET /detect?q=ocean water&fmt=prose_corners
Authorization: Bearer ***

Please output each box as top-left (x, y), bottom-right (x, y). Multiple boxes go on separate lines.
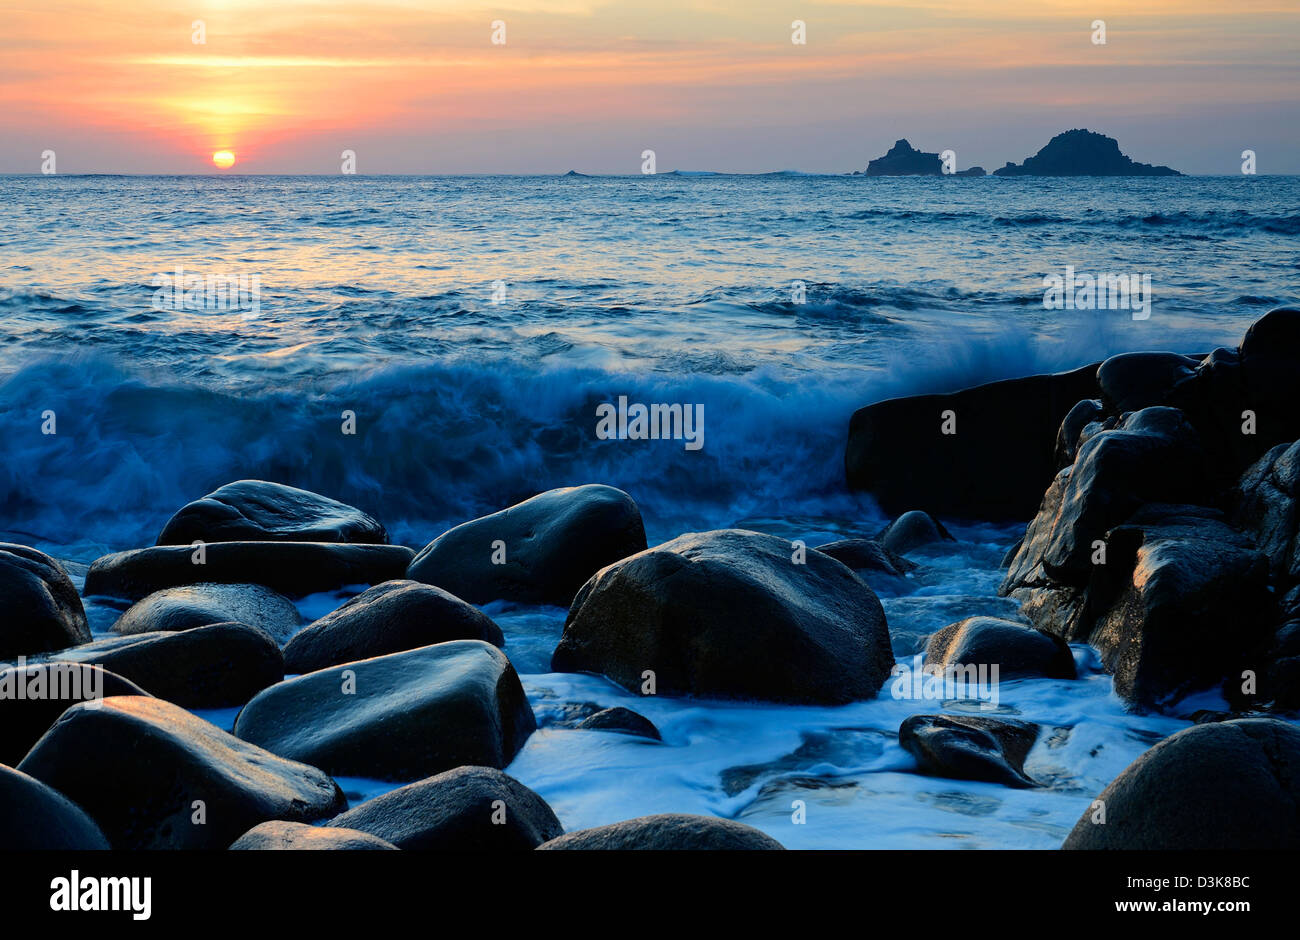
top-left (4, 173), bottom-right (1298, 848)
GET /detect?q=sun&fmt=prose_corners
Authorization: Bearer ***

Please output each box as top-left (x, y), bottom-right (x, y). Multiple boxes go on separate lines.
top-left (212, 150), bottom-right (236, 169)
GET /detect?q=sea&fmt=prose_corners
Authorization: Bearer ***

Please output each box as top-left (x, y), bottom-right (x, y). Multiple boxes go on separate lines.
top-left (2, 173), bottom-right (1297, 847)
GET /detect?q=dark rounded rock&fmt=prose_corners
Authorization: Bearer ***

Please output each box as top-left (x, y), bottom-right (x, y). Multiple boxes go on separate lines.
top-left (1055, 398), bottom-right (1106, 468)
top-left (1239, 306), bottom-right (1300, 363)
top-left (537, 813), bottom-right (784, 850)
top-left (575, 706), bottom-right (661, 741)
top-left (18, 696), bottom-right (345, 849)
top-left (845, 363), bottom-right (1102, 521)
top-left (229, 820), bottom-right (397, 851)
top-left (85, 541), bottom-right (414, 601)
top-left (0, 663), bottom-right (150, 765)
top-left (925, 616), bottom-right (1076, 680)
top-left (408, 484), bottom-right (647, 606)
top-left (158, 479), bottom-right (388, 545)
top-left (234, 640), bottom-right (536, 782)
top-left (111, 583), bottom-right (301, 643)
top-left (877, 511), bottom-right (954, 555)
top-left (552, 529), bottom-right (893, 705)
top-left (0, 763), bottom-right (110, 850)
top-left (1063, 718), bottom-right (1300, 849)
top-left (329, 766), bottom-right (562, 850)
top-left (814, 539), bottom-right (917, 576)
top-left (44, 622), bottom-right (284, 709)
top-left (284, 580), bottom-right (503, 674)
top-left (1097, 351), bottom-right (1200, 414)
top-left (0, 543), bottom-right (90, 659)
top-left (899, 714), bottom-right (1040, 788)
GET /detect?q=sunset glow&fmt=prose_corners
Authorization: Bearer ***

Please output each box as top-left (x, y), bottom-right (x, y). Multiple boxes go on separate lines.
top-left (0, 0), bottom-right (1297, 172)
top-left (212, 151), bottom-right (236, 169)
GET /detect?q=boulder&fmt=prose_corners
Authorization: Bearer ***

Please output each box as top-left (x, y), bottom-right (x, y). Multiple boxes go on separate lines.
top-left (1096, 352), bottom-right (1201, 414)
top-left (537, 813), bottom-right (784, 850)
top-left (1238, 307), bottom-right (1300, 448)
top-left (0, 543), bottom-right (90, 658)
top-left (899, 714), bottom-right (1040, 788)
top-left (158, 479), bottom-right (387, 545)
top-left (111, 583), bottom-right (301, 643)
top-left (229, 820), bottom-right (397, 851)
top-left (845, 363), bottom-right (1101, 520)
top-left (41, 622), bottom-right (284, 709)
top-left (1063, 718), bottom-right (1300, 849)
top-left (0, 763), bottom-right (111, 850)
top-left (234, 640), bottom-right (536, 782)
top-left (575, 706), bottom-right (661, 741)
top-left (18, 696), bottom-right (345, 849)
top-left (1232, 439), bottom-right (1300, 585)
top-left (1001, 407), bottom-right (1211, 632)
top-left (552, 529), bottom-right (893, 705)
top-left (0, 663), bottom-right (150, 765)
top-left (408, 485), bottom-right (647, 606)
top-left (1084, 506), bottom-right (1271, 705)
top-left (877, 510), bottom-right (954, 554)
top-left (813, 539), bottom-right (917, 577)
top-left (925, 616), bottom-right (1076, 680)
top-left (329, 766), bottom-right (562, 850)
top-left (84, 541), bottom-right (413, 601)
top-left (284, 580), bottom-right (503, 674)
top-left (1054, 398), bottom-right (1106, 468)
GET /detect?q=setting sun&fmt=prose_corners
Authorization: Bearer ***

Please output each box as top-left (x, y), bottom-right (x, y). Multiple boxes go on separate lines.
top-left (212, 150), bottom-right (236, 169)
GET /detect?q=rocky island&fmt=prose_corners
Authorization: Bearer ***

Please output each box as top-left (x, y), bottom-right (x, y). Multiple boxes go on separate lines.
top-left (862, 139), bottom-right (986, 176)
top-left (994, 128), bottom-right (1181, 176)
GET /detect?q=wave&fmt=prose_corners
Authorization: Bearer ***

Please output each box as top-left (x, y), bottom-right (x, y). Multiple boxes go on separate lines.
top-left (1, 297), bottom-right (1237, 559)
top-left (0, 355), bottom-right (887, 555)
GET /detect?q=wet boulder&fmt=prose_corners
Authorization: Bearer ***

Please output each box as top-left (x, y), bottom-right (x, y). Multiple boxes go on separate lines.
top-left (84, 541), bottom-right (413, 601)
top-left (329, 766), bottom-right (562, 850)
top-left (284, 580), bottom-right (503, 674)
top-left (42, 622), bottom-right (283, 709)
top-left (537, 813), bottom-right (784, 850)
top-left (158, 479), bottom-right (387, 545)
top-left (814, 539), bottom-right (917, 577)
top-left (925, 616), bottom-right (1076, 680)
top-left (1084, 505), bottom-right (1271, 706)
top-left (0, 763), bottom-right (110, 850)
top-left (1096, 351), bottom-right (1201, 414)
top-left (1054, 398), bottom-right (1106, 468)
top-left (877, 510), bottom-right (955, 555)
top-left (552, 529), bottom-right (893, 705)
top-left (1063, 718), bottom-right (1300, 849)
top-left (0, 663), bottom-right (150, 765)
top-left (1232, 439), bottom-right (1300, 585)
top-left (575, 706), bottom-right (661, 741)
top-left (845, 363), bottom-right (1102, 520)
top-left (1238, 307), bottom-right (1300, 448)
top-left (0, 543), bottom-right (90, 659)
top-left (408, 485), bottom-right (647, 606)
top-left (18, 696), bottom-right (345, 850)
top-left (111, 583), bottom-right (301, 644)
top-left (1001, 407), bottom-right (1212, 633)
top-left (234, 640), bottom-right (536, 782)
top-left (899, 714), bottom-right (1040, 788)
top-left (229, 820), bottom-right (397, 851)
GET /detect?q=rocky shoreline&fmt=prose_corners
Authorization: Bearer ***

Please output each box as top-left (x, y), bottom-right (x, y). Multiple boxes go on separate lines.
top-left (2, 308), bottom-right (1299, 850)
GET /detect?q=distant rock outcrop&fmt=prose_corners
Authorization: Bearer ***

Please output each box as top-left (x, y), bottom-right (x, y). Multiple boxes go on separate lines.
top-left (865, 140), bottom-right (984, 177)
top-left (994, 129), bottom-right (1180, 177)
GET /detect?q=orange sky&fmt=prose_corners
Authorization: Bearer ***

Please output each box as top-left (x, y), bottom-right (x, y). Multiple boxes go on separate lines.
top-left (2, 0), bottom-right (1297, 173)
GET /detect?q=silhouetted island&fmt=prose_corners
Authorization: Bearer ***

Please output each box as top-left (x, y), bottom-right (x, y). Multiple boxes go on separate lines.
top-left (861, 139), bottom-right (986, 177)
top-left (994, 129), bottom-right (1181, 176)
